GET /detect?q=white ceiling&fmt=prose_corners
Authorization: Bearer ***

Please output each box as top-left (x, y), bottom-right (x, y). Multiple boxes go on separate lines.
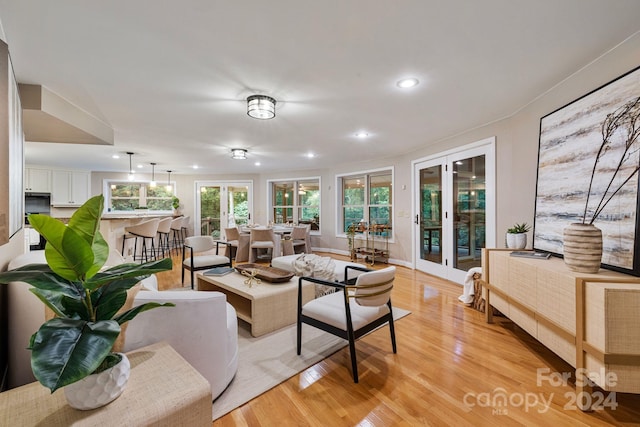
top-left (1, 1), bottom-right (639, 175)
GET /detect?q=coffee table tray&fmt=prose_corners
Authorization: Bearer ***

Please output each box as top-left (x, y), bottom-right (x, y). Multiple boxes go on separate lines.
top-left (235, 263), bottom-right (294, 283)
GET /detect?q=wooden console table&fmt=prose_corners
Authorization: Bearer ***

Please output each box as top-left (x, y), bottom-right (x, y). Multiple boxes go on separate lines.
top-left (0, 342), bottom-right (212, 426)
top-left (481, 249), bottom-right (640, 410)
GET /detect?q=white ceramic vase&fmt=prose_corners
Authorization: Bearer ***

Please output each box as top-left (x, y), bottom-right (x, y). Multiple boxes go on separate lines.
top-left (64, 353), bottom-right (130, 410)
top-left (563, 223), bottom-right (603, 273)
top-left (506, 232), bottom-right (527, 249)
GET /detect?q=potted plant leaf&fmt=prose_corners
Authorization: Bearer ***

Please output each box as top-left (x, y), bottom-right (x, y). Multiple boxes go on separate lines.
top-left (0, 195), bottom-right (174, 409)
top-left (506, 222), bottom-right (531, 249)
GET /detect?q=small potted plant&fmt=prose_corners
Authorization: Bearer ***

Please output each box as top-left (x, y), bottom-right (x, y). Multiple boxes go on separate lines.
top-left (506, 222), bottom-right (531, 249)
top-left (172, 196), bottom-right (180, 213)
top-left (0, 195), bottom-right (174, 409)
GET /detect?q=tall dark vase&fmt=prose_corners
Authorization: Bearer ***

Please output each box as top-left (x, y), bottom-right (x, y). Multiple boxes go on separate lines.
top-left (563, 223), bottom-right (603, 273)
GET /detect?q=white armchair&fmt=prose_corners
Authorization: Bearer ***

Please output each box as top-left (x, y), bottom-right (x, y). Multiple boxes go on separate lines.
top-left (6, 250), bottom-right (238, 400)
top-left (124, 290), bottom-right (238, 399)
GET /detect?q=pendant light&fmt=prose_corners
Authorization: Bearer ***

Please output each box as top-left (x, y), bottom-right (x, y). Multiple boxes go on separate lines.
top-left (126, 152), bottom-right (135, 181)
top-left (166, 170), bottom-right (173, 192)
top-left (149, 163), bottom-right (157, 188)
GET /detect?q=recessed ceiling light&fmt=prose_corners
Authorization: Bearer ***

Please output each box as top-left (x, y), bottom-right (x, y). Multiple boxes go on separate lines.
top-left (254, 161), bottom-right (261, 166)
top-left (307, 152), bottom-right (315, 158)
top-left (137, 164), bottom-right (143, 169)
top-left (355, 131), bottom-right (369, 138)
top-left (396, 78), bottom-right (419, 88)
top-left (112, 154), bottom-right (120, 159)
top-left (192, 165), bottom-right (199, 169)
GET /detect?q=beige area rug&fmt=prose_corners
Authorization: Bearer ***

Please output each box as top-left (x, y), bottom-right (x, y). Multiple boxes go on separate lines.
top-left (212, 307), bottom-right (411, 420)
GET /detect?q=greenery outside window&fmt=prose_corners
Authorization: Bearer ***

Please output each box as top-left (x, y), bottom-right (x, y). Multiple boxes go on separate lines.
top-left (106, 181), bottom-right (174, 212)
top-left (268, 178), bottom-right (321, 232)
top-left (338, 168), bottom-right (393, 238)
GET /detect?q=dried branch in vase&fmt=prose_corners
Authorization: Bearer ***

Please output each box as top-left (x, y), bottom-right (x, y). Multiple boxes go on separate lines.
top-left (583, 96), bottom-right (640, 224)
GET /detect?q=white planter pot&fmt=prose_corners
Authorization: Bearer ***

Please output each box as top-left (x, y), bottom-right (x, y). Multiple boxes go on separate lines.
top-left (64, 353), bottom-right (130, 410)
top-left (506, 233), bottom-right (527, 249)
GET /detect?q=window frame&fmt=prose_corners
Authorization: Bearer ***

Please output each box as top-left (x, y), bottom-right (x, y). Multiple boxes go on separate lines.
top-left (103, 179), bottom-right (176, 214)
top-left (336, 167), bottom-right (394, 242)
top-left (267, 176), bottom-right (321, 234)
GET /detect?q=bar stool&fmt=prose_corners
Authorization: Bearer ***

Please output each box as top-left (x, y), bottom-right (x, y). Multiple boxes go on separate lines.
top-left (156, 217), bottom-right (173, 258)
top-left (121, 218), bottom-right (160, 263)
top-left (170, 217), bottom-right (185, 256)
top-left (181, 216), bottom-right (191, 243)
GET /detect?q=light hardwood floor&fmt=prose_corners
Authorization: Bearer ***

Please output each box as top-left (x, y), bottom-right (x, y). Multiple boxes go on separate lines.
top-left (156, 253), bottom-right (640, 426)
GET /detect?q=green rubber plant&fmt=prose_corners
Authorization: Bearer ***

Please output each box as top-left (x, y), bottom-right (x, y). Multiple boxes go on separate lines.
top-left (0, 195), bottom-right (174, 393)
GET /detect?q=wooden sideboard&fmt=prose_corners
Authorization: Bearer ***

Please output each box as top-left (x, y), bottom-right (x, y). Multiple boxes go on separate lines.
top-left (0, 342), bottom-right (212, 426)
top-left (481, 249), bottom-right (640, 408)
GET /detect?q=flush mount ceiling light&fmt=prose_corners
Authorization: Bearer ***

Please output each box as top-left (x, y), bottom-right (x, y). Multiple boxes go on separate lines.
top-left (247, 95), bottom-right (276, 119)
top-left (126, 152), bottom-right (135, 181)
top-left (396, 77), bottom-right (419, 88)
top-left (231, 148), bottom-right (247, 160)
top-left (149, 162), bottom-right (157, 188)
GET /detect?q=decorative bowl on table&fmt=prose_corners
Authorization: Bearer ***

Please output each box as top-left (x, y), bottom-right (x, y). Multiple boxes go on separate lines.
top-left (235, 264), bottom-right (294, 283)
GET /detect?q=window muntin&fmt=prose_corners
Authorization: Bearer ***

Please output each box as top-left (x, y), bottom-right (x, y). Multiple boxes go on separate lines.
top-left (107, 181), bottom-right (174, 212)
top-left (269, 178), bottom-right (321, 231)
top-left (338, 169), bottom-right (393, 237)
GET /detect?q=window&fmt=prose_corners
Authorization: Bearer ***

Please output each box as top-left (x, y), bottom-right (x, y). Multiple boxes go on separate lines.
top-left (106, 180), bottom-right (174, 212)
top-left (268, 178), bottom-right (320, 231)
top-left (338, 168), bottom-right (393, 236)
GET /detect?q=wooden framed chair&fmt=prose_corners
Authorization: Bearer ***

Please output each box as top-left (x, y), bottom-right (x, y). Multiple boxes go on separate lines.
top-left (182, 236), bottom-right (232, 289)
top-left (297, 265), bottom-right (397, 382)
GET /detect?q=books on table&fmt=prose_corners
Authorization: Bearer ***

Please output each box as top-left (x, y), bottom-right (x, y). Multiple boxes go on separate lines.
top-left (509, 251), bottom-right (550, 260)
top-left (203, 266), bottom-right (235, 276)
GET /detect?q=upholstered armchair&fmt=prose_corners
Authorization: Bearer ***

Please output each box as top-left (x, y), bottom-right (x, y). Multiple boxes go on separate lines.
top-left (182, 235), bottom-right (232, 289)
top-left (6, 250), bottom-right (239, 400)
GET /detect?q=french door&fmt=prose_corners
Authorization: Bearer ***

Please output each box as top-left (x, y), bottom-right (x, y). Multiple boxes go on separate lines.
top-left (413, 138), bottom-right (495, 284)
top-left (195, 181), bottom-right (253, 238)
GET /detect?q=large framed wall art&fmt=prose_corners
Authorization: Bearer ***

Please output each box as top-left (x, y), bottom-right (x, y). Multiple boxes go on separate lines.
top-left (534, 65), bottom-right (640, 275)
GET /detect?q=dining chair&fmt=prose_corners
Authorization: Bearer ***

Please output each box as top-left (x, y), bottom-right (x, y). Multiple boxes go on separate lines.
top-left (249, 228), bottom-right (276, 263)
top-left (297, 265), bottom-right (397, 382)
top-left (291, 225), bottom-right (311, 254)
top-left (224, 227), bottom-right (241, 262)
top-left (182, 235), bottom-right (232, 289)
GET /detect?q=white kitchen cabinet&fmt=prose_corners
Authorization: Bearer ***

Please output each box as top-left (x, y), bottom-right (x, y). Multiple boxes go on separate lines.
top-left (24, 167), bottom-right (51, 193)
top-left (51, 170), bottom-right (90, 206)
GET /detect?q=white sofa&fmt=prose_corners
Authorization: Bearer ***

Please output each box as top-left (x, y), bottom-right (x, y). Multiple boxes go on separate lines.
top-left (6, 251), bottom-right (238, 400)
top-left (271, 254), bottom-right (366, 282)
